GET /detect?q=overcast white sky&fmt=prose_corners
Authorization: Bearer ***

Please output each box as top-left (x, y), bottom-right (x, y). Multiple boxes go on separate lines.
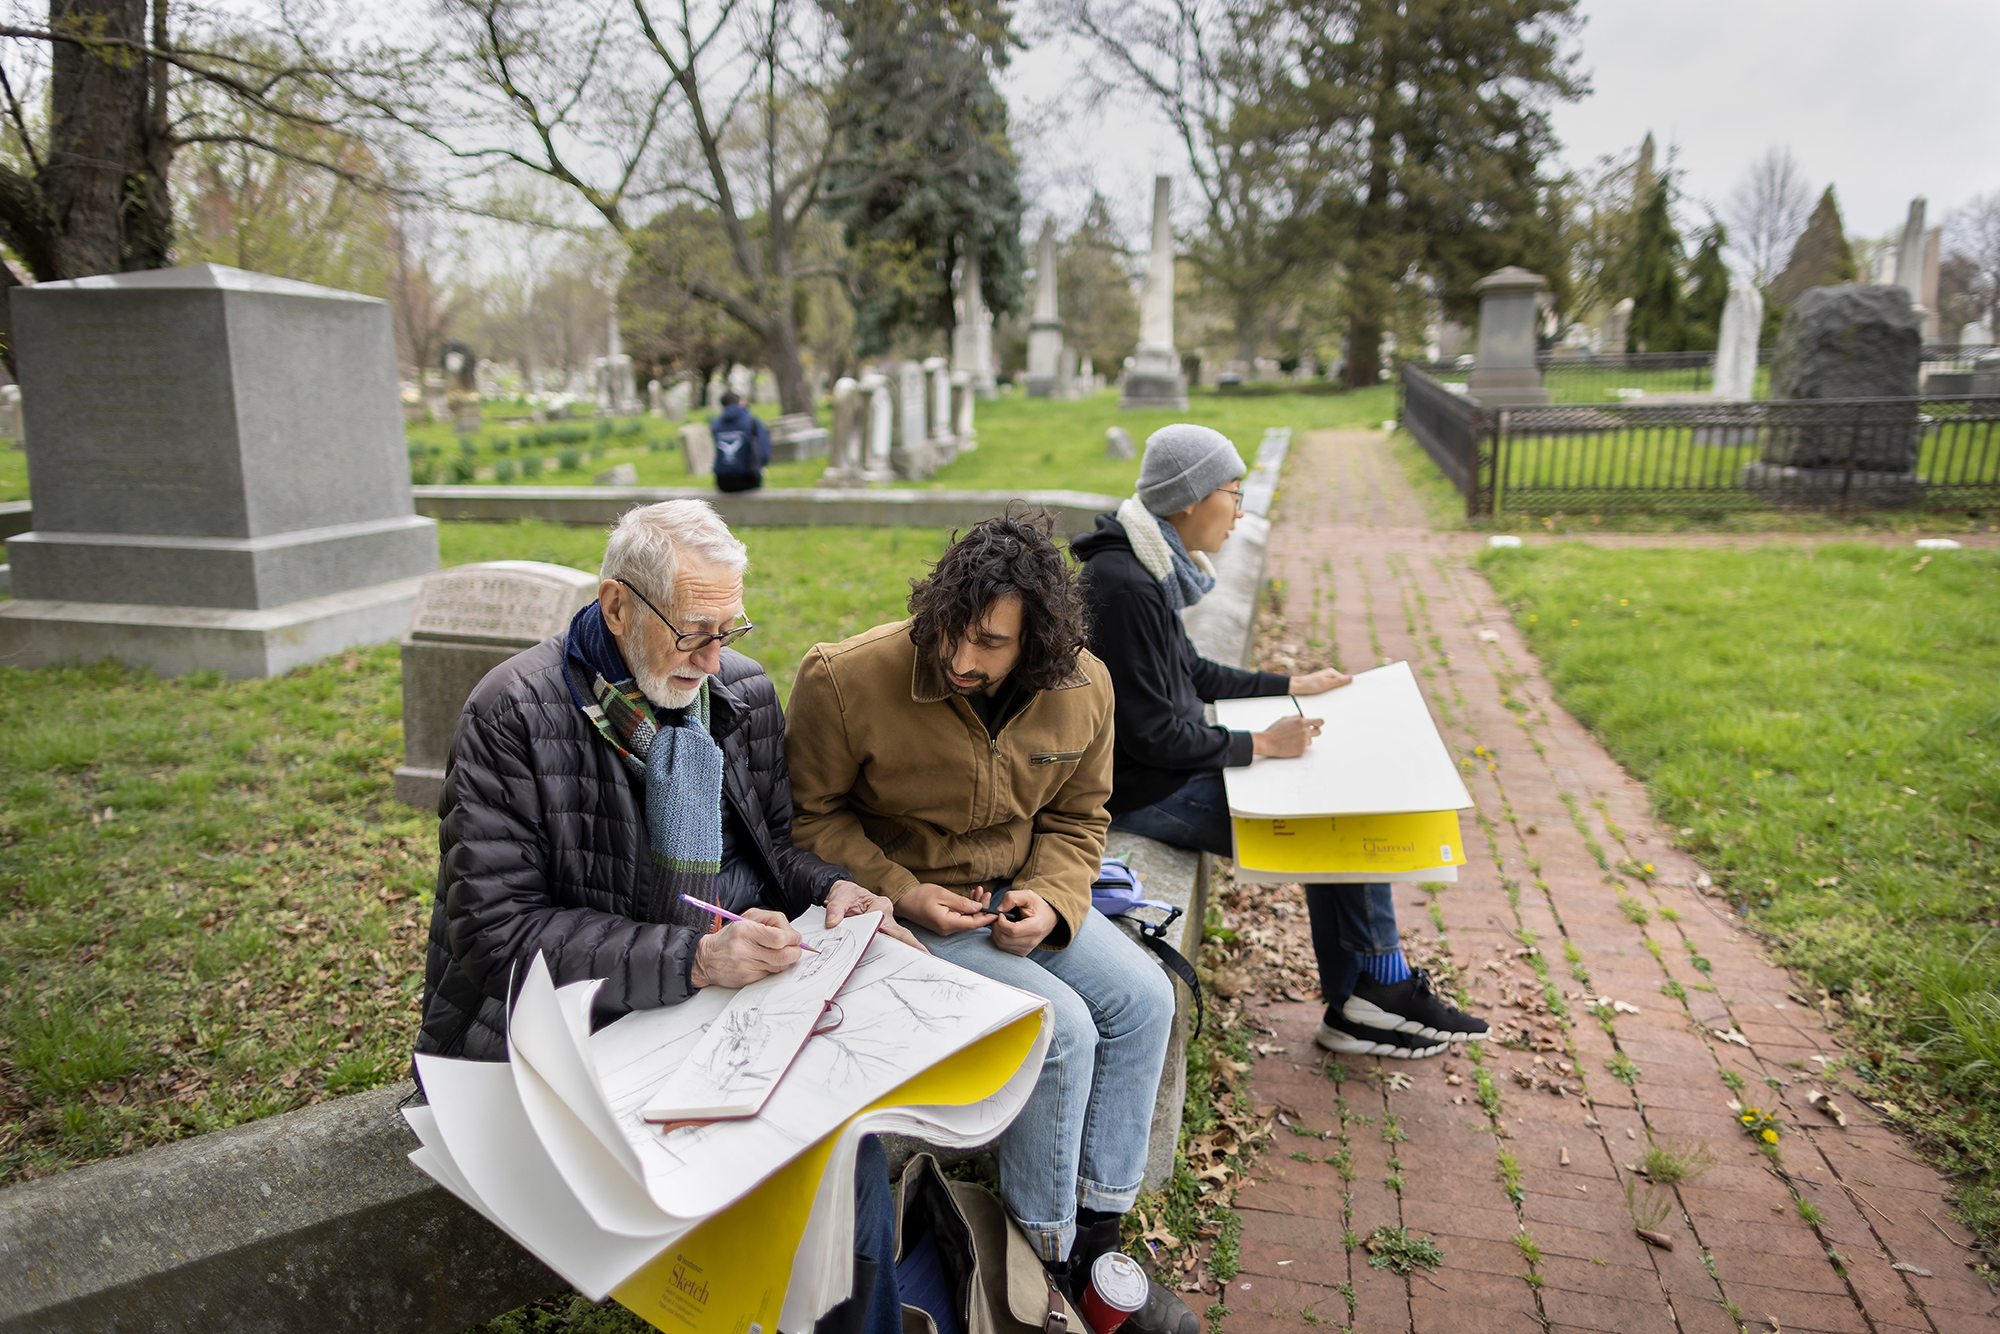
top-left (1003, 0), bottom-right (2000, 252)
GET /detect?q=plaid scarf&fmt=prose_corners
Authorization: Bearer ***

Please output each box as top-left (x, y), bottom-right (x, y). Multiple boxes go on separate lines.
top-left (563, 602), bottom-right (724, 931)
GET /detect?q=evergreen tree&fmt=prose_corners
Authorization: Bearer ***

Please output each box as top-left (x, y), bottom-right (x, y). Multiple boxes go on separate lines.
top-left (1680, 224), bottom-right (1730, 351)
top-left (1767, 186), bottom-right (1860, 309)
top-left (825, 0), bottom-right (1026, 356)
top-left (1057, 196), bottom-right (1141, 373)
top-left (1275, 0), bottom-right (1584, 386)
top-left (1626, 181), bottom-right (1683, 352)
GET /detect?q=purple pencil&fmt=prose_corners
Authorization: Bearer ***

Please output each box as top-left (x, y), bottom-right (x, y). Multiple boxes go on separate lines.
top-left (679, 894), bottom-right (821, 952)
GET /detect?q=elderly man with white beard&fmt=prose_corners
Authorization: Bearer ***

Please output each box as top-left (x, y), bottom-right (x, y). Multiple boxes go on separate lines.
top-left (414, 499), bottom-right (915, 1334)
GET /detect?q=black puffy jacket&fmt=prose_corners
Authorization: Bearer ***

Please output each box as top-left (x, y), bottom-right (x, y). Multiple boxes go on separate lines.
top-left (415, 638), bottom-right (850, 1061)
top-left (1071, 513), bottom-right (1290, 815)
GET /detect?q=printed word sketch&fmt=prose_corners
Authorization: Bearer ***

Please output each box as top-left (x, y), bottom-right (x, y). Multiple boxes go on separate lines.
top-left (641, 911), bottom-right (879, 1122)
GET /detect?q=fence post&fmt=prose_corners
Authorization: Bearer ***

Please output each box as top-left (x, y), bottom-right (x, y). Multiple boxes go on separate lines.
top-left (1471, 408), bottom-right (1496, 519)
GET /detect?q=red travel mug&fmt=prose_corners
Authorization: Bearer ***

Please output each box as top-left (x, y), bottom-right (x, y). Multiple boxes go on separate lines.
top-left (1078, 1252), bottom-right (1149, 1334)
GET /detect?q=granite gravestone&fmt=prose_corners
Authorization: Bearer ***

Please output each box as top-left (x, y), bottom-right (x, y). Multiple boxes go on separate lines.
top-left (950, 370), bottom-right (978, 451)
top-left (0, 384), bottom-right (20, 449)
top-left (1466, 267), bottom-right (1551, 406)
top-left (394, 561), bottom-right (600, 809)
top-left (1105, 425), bottom-right (1137, 460)
top-left (0, 264), bottom-right (439, 678)
top-left (951, 243), bottom-right (998, 397)
top-left (767, 412), bottom-right (829, 464)
top-left (819, 377), bottom-right (869, 488)
top-left (1712, 284), bottom-right (1765, 401)
top-left (890, 361), bottom-right (936, 479)
top-left (1120, 176), bottom-right (1189, 410)
top-left (1744, 284), bottom-right (1926, 502)
top-left (593, 462), bottom-right (639, 486)
top-left (924, 356), bottom-right (957, 464)
top-left (677, 421), bottom-right (715, 477)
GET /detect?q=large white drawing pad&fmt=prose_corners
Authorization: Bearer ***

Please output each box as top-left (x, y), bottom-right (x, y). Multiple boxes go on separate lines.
top-left (640, 911), bottom-right (879, 1122)
top-left (1213, 660), bottom-right (1472, 817)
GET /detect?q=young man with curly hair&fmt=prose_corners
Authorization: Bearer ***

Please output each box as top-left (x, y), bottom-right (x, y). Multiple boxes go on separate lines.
top-left (786, 511), bottom-right (1194, 1334)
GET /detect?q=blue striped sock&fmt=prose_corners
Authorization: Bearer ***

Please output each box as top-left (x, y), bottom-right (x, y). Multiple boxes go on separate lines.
top-left (1360, 951), bottom-right (1412, 985)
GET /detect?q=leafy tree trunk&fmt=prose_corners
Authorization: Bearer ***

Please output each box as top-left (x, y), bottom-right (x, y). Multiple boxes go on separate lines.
top-left (1342, 61), bottom-right (1399, 389)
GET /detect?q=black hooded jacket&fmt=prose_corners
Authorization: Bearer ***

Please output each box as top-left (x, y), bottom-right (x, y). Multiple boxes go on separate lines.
top-left (415, 639), bottom-right (849, 1062)
top-left (1071, 513), bottom-right (1290, 815)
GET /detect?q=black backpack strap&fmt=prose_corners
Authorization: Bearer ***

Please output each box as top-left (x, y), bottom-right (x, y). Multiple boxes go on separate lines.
top-left (1127, 907), bottom-right (1204, 1041)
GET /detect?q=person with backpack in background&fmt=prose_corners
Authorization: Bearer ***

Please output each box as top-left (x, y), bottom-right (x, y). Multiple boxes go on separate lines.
top-left (710, 390), bottom-right (771, 492)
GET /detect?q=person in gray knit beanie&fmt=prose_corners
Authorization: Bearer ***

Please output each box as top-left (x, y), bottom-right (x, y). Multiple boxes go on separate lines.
top-left (1135, 423), bottom-right (1247, 516)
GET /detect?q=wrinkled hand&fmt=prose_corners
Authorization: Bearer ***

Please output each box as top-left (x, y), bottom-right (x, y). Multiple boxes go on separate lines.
top-left (989, 889), bottom-right (1057, 956)
top-left (1290, 667), bottom-right (1353, 696)
top-left (690, 908), bottom-right (800, 989)
top-left (822, 879), bottom-right (929, 953)
top-left (1253, 713), bottom-right (1323, 758)
top-left (893, 882), bottom-right (998, 936)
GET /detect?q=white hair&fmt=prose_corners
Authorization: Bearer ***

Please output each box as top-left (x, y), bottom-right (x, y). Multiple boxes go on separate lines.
top-left (600, 499), bottom-right (748, 608)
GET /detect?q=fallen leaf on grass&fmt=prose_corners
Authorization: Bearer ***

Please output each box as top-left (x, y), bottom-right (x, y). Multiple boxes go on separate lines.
top-left (1713, 1028), bottom-right (1751, 1048)
top-left (1380, 1071), bottom-right (1413, 1091)
top-left (1806, 1090), bottom-right (1847, 1127)
top-left (1891, 1262), bottom-right (1932, 1277)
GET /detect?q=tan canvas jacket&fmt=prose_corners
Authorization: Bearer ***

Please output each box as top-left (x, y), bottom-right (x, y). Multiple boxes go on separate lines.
top-left (784, 619), bottom-right (1115, 950)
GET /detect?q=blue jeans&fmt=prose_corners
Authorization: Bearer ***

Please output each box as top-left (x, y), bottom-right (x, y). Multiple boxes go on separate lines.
top-left (1110, 768), bottom-right (1401, 1004)
top-left (815, 1134), bottom-right (901, 1334)
top-left (908, 909), bottom-right (1174, 1262)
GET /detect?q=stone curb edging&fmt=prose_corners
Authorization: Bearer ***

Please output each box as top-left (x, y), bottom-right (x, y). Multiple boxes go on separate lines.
top-left (410, 486), bottom-right (1123, 533)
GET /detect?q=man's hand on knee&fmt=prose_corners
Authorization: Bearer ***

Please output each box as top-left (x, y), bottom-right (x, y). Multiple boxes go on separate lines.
top-left (989, 889), bottom-right (1056, 956)
top-left (691, 909), bottom-right (801, 989)
top-left (894, 883), bottom-right (997, 936)
top-left (823, 879), bottom-right (930, 953)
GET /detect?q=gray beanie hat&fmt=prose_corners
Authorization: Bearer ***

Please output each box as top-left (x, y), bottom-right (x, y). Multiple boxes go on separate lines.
top-left (1136, 423), bottom-right (1247, 516)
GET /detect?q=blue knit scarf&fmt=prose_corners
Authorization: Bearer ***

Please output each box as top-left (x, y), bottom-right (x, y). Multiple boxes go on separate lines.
top-left (1115, 495), bottom-right (1217, 612)
top-left (563, 602), bottom-right (723, 930)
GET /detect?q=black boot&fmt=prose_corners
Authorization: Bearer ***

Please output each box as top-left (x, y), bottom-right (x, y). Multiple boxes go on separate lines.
top-left (1059, 1213), bottom-right (1198, 1334)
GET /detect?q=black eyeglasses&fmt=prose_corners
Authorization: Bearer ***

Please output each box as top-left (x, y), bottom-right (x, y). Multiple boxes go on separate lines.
top-left (1218, 487), bottom-right (1245, 512)
top-left (615, 579), bottom-right (756, 651)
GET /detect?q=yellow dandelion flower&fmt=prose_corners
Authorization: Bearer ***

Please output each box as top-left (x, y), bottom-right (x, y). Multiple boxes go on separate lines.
top-left (1529, 614), bottom-right (1539, 622)
top-left (1761, 1129), bottom-right (1778, 1144)
top-left (1620, 599), bottom-right (1628, 605)
top-left (1644, 863), bottom-right (1655, 873)
top-left (1569, 619), bottom-right (1579, 626)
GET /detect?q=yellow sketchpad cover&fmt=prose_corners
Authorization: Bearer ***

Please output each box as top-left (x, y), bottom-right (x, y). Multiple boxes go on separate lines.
top-left (611, 1009), bottom-right (1046, 1334)
top-left (1233, 810), bottom-right (1467, 876)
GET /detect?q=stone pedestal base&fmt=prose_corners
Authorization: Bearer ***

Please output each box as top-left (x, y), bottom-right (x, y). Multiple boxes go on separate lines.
top-left (1740, 461), bottom-right (1929, 508)
top-left (815, 466), bottom-right (894, 489)
top-left (0, 576), bottom-right (429, 679)
top-left (1119, 372), bottom-right (1188, 410)
top-left (890, 443), bottom-right (938, 481)
top-left (1467, 367), bottom-right (1551, 406)
top-left (5, 515), bottom-right (439, 610)
top-left (767, 415), bottom-right (829, 463)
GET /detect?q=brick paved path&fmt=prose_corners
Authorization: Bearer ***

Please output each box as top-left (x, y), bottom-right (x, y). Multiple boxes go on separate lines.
top-left (1219, 429), bottom-right (1996, 1334)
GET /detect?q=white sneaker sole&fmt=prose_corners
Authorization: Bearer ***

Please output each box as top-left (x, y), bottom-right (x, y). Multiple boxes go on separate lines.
top-left (1314, 1022), bottom-right (1446, 1059)
top-left (1343, 995), bottom-right (1488, 1044)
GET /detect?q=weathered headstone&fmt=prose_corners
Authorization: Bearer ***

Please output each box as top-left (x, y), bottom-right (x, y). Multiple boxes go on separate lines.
top-left (1751, 284), bottom-right (1923, 484)
top-left (1894, 198), bottom-right (1927, 307)
top-left (1121, 176), bottom-right (1189, 410)
top-left (952, 243), bottom-right (998, 398)
top-left (890, 361), bottom-right (937, 480)
top-left (950, 370), bottom-right (978, 452)
top-left (647, 379), bottom-right (664, 416)
top-left (1105, 425), bottom-right (1137, 460)
top-left (1026, 219), bottom-right (1064, 399)
top-left (593, 462), bottom-right (639, 486)
top-left (820, 378), bottom-right (869, 488)
top-left (0, 264), bottom-right (439, 678)
top-left (677, 421), bottom-right (715, 477)
top-left (0, 384), bottom-right (21, 449)
top-left (1712, 284), bottom-right (1765, 401)
top-left (394, 561), bottom-right (600, 809)
top-left (1601, 298), bottom-right (1634, 356)
top-left (663, 380), bottom-right (692, 419)
top-left (866, 373), bottom-right (896, 475)
top-left (1466, 267), bottom-right (1551, 406)
top-left (768, 413), bottom-right (829, 464)
top-left (924, 356), bottom-right (956, 464)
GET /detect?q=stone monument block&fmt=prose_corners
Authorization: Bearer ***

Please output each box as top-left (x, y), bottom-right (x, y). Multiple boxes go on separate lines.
top-left (593, 462), bottom-right (639, 486)
top-left (1712, 284), bottom-right (1765, 401)
top-left (394, 561), bottom-right (600, 809)
top-left (767, 412), bottom-right (830, 464)
top-left (1760, 284), bottom-right (1923, 472)
top-left (0, 384), bottom-right (20, 449)
top-left (923, 356), bottom-right (957, 464)
top-left (1026, 219), bottom-right (1064, 399)
top-left (0, 264), bottom-right (438, 678)
top-left (890, 361), bottom-right (937, 480)
top-left (950, 371), bottom-right (978, 451)
top-left (1105, 426), bottom-right (1137, 460)
top-left (1466, 267), bottom-right (1551, 407)
top-left (677, 421), bottom-right (715, 477)
top-left (819, 377), bottom-right (869, 488)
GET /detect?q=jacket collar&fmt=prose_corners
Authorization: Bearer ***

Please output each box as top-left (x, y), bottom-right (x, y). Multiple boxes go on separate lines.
top-left (907, 625), bottom-right (1092, 704)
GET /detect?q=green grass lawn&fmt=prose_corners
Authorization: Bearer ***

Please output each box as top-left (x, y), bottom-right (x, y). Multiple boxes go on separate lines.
top-left (1480, 542), bottom-right (2000, 1247)
top-left (0, 524), bottom-right (942, 1184)
top-left (0, 444), bottom-right (24, 504)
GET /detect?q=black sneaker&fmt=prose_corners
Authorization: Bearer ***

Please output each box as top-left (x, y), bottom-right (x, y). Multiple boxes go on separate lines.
top-left (1343, 969), bottom-right (1490, 1043)
top-left (1314, 1011), bottom-right (1448, 1059)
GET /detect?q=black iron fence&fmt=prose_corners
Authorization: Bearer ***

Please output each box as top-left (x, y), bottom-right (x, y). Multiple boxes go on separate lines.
top-left (1400, 364), bottom-right (2000, 517)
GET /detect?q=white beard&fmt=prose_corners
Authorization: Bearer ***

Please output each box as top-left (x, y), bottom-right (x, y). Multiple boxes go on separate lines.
top-left (628, 618), bottom-right (705, 709)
